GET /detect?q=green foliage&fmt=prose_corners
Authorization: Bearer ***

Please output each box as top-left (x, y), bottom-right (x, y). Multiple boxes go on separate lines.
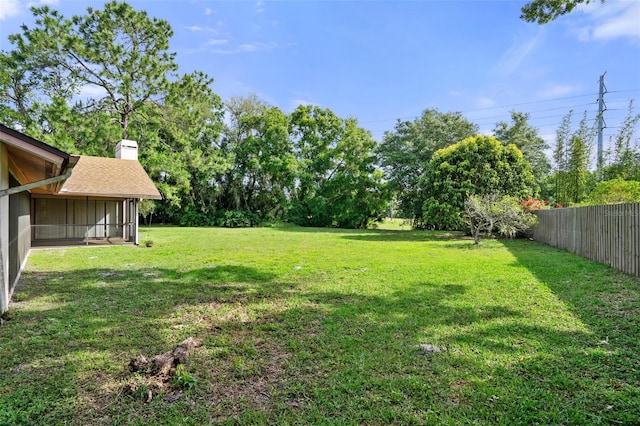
top-left (0, 1), bottom-right (226, 213)
top-left (377, 109), bottom-right (478, 220)
top-left (521, 0), bottom-right (603, 24)
top-left (464, 194), bottom-right (538, 244)
top-left (551, 111), bottom-right (596, 205)
top-left (138, 199), bottom-right (156, 225)
top-left (217, 210), bottom-right (260, 228)
top-left (587, 178), bottom-right (640, 205)
top-left (172, 364), bottom-right (197, 391)
top-left (420, 135), bottom-right (536, 230)
top-left (4, 1), bottom-right (178, 142)
top-left (603, 100), bottom-right (640, 182)
top-left (287, 105), bottom-right (388, 228)
top-left (217, 95), bottom-right (295, 221)
top-left (178, 207), bottom-right (216, 227)
top-left (494, 111), bottom-right (550, 186)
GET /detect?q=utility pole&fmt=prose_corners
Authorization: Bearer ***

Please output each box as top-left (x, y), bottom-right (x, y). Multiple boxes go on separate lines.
top-left (596, 72), bottom-right (607, 182)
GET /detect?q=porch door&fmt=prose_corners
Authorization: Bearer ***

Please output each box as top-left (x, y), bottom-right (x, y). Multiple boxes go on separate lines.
top-left (126, 199), bottom-right (138, 243)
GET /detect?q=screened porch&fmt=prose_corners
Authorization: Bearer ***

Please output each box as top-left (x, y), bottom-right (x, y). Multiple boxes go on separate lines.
top-left (31, 196), bottom-right (138, 245)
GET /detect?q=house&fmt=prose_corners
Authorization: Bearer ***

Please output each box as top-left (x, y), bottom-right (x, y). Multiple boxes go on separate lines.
top-left (0, 124), bottom-right (161, 313)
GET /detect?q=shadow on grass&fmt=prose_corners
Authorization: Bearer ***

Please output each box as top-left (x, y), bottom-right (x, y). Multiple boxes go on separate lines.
top-left (0, 260), bottom-right (521, 424)
top-left (496, 238), bottom-right (640, 422)
top-left (499, 238), bottom-right (640, 353)
top-left (270, 223), bottom-right (465, 242)
top-left (4, 239), bottom-right (639, 424)
top-left (340, 230), bottom-right (466, 243)
top-left (0, 264), bottom-right (293, 424)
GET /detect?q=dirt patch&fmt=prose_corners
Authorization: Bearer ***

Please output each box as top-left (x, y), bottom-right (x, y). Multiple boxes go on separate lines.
top-left (205, 337), bottom-right (294, 419)
top-left (599, 290), bottom-right (639, 318)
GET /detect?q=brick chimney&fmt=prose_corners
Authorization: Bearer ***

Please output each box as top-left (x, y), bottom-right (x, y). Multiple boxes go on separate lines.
top-left (115, 140), bottom-right (138, 160)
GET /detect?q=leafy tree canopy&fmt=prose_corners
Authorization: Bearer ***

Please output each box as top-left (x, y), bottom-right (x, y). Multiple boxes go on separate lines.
top-left (376, 109), bottom-right (478, 220)
top-left (420, 135), bottom-right (536, 230)
top-left (288, 105), bottom-right (388, 228)
top-left (521, 0), bottom-right (604, 24)
top-left (603, 100), bottom-right (640, 182)
top-left (587, 178), bottom-right (640, 205)
top-left (494, 111), bottom-right (550, 186)
top-left (1, 1), bottom-right (226, 211)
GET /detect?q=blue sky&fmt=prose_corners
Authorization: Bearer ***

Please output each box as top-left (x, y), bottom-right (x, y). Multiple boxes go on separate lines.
top-left (1, 0), bottom-right (639, 153)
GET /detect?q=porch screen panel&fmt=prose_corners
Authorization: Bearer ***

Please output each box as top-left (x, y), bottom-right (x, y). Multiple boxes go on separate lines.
top-left (72, 200), bottom-right (88, 238)
top-left (105, 201), bottom-right (122, 238)
top-left (87, 201), bottom-right (97, 238)
top-left (34, 198), bottom-right (67, 239)
top-left (95, 201), bottom-right (106, 238)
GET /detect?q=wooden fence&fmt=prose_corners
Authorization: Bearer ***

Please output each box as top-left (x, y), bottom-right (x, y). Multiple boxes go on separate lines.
top-left (532, 203), bottom-right (639, 277)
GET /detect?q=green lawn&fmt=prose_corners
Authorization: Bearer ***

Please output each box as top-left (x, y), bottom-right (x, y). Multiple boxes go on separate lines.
top-left (1, 225), bottom-right (639, 425)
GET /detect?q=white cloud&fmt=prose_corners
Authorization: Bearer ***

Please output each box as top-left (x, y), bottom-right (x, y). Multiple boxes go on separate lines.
top-left (238, 44), bottom-right (258, 52)
top-left (24, 0), bottom-right (58, 9)
top-left (0, 0), bottom-right (20, 20)
top-left (256, 0), bottom-right (265, 13)
top-left (185, 24), bottom-right (221, 34)
top-left (538, 84), bottom-right (580, 98)
top-left (494, 29), bottom-right (544, 76)
top-left (208, 48), bottom-right (237, 55)
top-left (207, 39), bottom-right (228, 46)
top-left (477, 97), bottom-right (496, 108)
top-left (205, 8), bottom-right (213, 16)
top-left (571, 1), bottom-right (640, 42)
top-left (237, 42), bottom-right (276, 53)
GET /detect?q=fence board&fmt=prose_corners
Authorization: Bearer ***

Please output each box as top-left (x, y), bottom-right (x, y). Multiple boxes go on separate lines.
top-left (533, 203), bottom-right (640, 277)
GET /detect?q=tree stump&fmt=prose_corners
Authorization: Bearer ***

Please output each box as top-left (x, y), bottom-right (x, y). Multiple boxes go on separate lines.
top-left (129, 337), bottom-right (201, 380)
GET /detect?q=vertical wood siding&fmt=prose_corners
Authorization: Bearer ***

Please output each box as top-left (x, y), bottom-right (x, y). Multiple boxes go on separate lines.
top-left (533, 203), bottom-right (640, 277)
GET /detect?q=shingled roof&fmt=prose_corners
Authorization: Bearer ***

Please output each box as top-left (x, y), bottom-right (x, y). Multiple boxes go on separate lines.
top-left (58, 155), bottom-right (162, 199)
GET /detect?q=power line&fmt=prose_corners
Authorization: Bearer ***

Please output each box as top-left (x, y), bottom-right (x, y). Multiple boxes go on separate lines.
top-left (360, 90), bottom-right (640, 126)
top-left (460, 93), bottom-right (599, 113)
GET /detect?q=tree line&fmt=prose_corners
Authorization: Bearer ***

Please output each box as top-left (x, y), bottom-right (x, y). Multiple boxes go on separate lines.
top-left (1, 1), bottom-right (638, 231)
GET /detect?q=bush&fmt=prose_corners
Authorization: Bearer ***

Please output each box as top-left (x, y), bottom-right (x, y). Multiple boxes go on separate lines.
top-left (420, 135), bottom-right (536, 230)
top-left (178, 208), bottom-right (215, 227)
top-left (216, 210), bottom-right (259, 228)
top-left (464, 195), bottom-right (538, 244)
top-left (285, 197), bottom-right (332, 228)
top-left (587, 178), bottom-right (640, 205)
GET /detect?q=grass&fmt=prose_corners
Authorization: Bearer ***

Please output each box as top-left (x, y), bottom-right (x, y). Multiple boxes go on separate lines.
top-left (1, 224), bottom-right (639, 425)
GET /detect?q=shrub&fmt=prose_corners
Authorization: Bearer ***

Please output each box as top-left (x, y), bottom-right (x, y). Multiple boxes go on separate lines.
top-left (587, 178), bottom-right (640, 205)
top-left (520, 197), bottom-right (562, 211)
top-left (421, 135), bottom-right (536, 230)
top-left (464, 195), bottom-right (538, 244)
top-left (178, 208), bottom-right (215, 227)
top-left (216, 210), bottom-right (259, 228)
